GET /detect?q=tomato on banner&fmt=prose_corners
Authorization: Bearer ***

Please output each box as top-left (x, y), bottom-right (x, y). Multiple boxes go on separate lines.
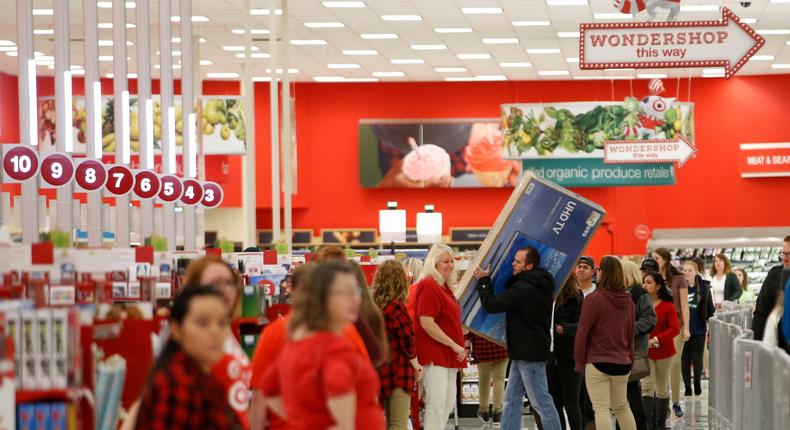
top-left (180, 179), bottom-right (203, 206)
top-left (158, 175), bottom-right (183, 202)
top-left (40, 152), bottom-right (74, 187)
top-left (201, 181), bottom-right (224, 208)
top-left (105, 165), bottom-right (135, 195)
top-left (134, 171), bottom-right (161, 200)
top-left (75, 160), bottom-right (107, 191)
top-left (3, 146), bottom-right (40, 182)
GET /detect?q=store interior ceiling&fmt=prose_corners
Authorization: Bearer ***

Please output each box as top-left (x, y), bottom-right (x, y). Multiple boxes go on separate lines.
top-left (0, 0), bottom-right (788, 82)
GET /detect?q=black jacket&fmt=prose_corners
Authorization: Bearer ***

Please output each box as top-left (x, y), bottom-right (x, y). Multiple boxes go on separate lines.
top-left (752, 266), bottom-right (788, 353)
top-left (692, 277), bottom-right (716, 323)
top-left (552, 294), bottom-right (583, 361)
top-left (476, 268), bottom-right (555, 362)
top-left (722, 272), bottom-right (743, 302)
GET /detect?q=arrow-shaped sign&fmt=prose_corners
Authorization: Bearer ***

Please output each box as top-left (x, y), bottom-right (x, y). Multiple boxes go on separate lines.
top-left (604, 135), bottom-right (696, 167)
top-left (579, 7), bottom-right (764, 78)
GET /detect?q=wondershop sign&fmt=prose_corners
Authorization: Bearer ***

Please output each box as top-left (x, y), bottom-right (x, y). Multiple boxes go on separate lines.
top-left (579, 7), bottom-right (764, 78)
top-left (739, 143), bottom-right (790, 178)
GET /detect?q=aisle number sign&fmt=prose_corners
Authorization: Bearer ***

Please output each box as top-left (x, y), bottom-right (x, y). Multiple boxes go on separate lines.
top-left (3, 146), bottom-right (39, 182)
top-left (180, 179), bottom-right (204, 206)
top-left (105, 165), bottom-right (135, 196)
top-left (133, 171), bottom-right (161, 200)
top-left (158, 175), bottom-right (183, 202)
top-left (40, 153), bottom-right (74, 188)
top-left (75, 160), bottom-right (107, 191)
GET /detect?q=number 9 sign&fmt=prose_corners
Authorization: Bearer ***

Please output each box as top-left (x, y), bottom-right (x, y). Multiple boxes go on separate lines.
top-left (180, 179), bottom-right (203, 206)
top-left (3, 146), bottom-right (39, 182)
top-left (158, 175), bottom-right (183, 202)
top-left (201, 181), bottom-right (224, 208)
top-left (40, 152), bottom-right (74, 187)
top-left (75, 160), bottom-right (107, 191)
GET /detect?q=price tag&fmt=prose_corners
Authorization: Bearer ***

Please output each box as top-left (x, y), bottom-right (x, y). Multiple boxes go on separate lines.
top-left (40, 152), bottom-right (74, 188)
top-left (180, 179), bottom-right (203, 206)
top-left (158, 174), bottom-right (183, 203)
top-left (105, 165), bottom-right (135, 196)
top-left (75, 159), bottom-right (107, 191)
top-left (133, 170), bottom-right (161, 200)
top-left (2, 145), bottom-right (40, 182)
top-left (201, 181), bottom-right (224, 208)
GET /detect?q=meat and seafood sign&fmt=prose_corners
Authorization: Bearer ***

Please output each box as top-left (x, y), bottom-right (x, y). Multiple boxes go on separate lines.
top-left (579, 7), bottom-right (764, 79)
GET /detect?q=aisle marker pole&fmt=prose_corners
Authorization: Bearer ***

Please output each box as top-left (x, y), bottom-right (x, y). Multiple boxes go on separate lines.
top-left (83, 0), bottom-right (103, 247)
top-left (281, 0), bottom-right (293, 254)
top-left (113, 0), bottom-right (131, 247)
top-left (159, 0), bottom-right (177, 250)
top-left (54, 0), bottom-right (74, 234)
top-left (137, 0), bottom-right (155, 243)
top-left (269, 0), bottom-right (281, 243)
top-left (242, 0), bottom-right (258, 249)
top-left (180, 0), bottom-right (197, 251)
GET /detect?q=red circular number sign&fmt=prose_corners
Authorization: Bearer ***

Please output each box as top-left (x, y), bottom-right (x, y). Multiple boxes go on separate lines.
top-left (3, 146), bottom-right (39, 181)
top-left (75, 160), bottom-right (107, 191)
top-left (180, 179), bottom-right (203, 206)
top-left (134, 171), bottom-right (161, 200)
top-left (40, 153), bottom-right (74, 187)
top-left (105, 165), bottom-right (134, 195)
top-left (158, 175), bottom-right (183, 202)
top-left (201, 182), bottom-right (224, 208)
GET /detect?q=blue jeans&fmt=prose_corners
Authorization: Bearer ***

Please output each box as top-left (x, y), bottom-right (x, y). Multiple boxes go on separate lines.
top-left (502, 360), bottom-right (562, 430)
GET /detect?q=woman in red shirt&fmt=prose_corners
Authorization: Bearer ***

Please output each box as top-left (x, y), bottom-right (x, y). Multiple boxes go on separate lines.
top-left (260, 262), bottom-right (385, 430)
top-left (413, 244), bottom-right (467, 430)
top-left (641, 271), bottom-right (681, 430)
top-left (372, 260), bottom-right (423, 430)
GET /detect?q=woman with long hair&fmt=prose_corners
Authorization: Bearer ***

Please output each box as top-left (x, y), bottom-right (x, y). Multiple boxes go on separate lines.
top-left (548, 276), bottom-right (584, 430)
top-left (260, 262), bottom-right (385, 430)
top-left (651, 247), bottom-right (689, 418)
top-left (574, 256), bottom-right (637, 430)
top-left (680, 260), bottom-right (715, 397)
top-left (413, 244), bottom-right (467, 430)
top-left (734, 268), bottom-right (756, 304)
top-left (709, 253), bottom-right (743, 305)
top-left (372, 260), bottom-right (423, 430)
top-left (349, 260), bottom-right (389, 366)
top-left (640, 271), bottom-right (681, 430)
top-left (135, 286), bottom-right (241, 429)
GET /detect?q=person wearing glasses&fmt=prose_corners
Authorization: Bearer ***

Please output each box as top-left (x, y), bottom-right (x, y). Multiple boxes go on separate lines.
top-left (752, 235), bottom-right (790, 354)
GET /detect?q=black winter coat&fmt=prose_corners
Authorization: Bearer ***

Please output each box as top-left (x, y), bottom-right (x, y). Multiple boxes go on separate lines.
top-left (552, 294), bottom-right (583, 361)
top-left (752, 265), bottom-right (789, 353)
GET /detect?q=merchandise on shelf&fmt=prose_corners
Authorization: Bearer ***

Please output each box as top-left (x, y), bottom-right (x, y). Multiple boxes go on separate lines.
top-left (658, 246), bottom-right (781, 288)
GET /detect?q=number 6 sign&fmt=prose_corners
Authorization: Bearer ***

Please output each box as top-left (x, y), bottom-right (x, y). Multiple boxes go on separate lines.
top-left (75, 160), bottom-right (107, 191)
top-left (2, 146), bottom-right (39, 182)
top-left (158, 175), bottom-right (183, 202)
top-left (40, 152), bottom-right (74, 187)
top-left (134, 171), bottom-right (161, 200)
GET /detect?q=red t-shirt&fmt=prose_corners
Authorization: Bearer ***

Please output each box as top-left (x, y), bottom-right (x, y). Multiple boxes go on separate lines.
top-left (211, 336), bottom-right (252, 429)
top-left (261, 332), bottom-right (385, 430)
top-left (413, 277), bottom-right (467, 369)
top-left (649, 300), bottom-right (681, 361)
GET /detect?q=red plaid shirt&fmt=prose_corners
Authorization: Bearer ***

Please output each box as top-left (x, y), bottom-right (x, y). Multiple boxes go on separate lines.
top-left (136, 350), bottom-right (242, 430)
top-left (468, 333), bottom-right (509, 364)
top-left (378, 299), bottom-right (417, 398)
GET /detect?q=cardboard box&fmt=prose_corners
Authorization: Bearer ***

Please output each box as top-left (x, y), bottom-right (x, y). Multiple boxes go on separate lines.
top-left (33, 403), bottom-right (51, 430)
top-left (51, 309), bottom-right (69, 389)
top-left (21, 310), bottom-right (38, 390)
top-left (16, 403), bottom-right (35, 430)
top-left (36, 309), bottom-right (53, 390)
top-left (50, 403), bottom-right (67, 430)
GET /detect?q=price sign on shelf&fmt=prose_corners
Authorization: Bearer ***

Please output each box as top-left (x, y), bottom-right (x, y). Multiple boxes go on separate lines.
top-left (201, 181), bottom-right (224, 208)
top-left (2, 145), bottom-right (40, 182)
top-left (40, 152), bottom-right (74, 187)
top-left (75, 159), bottom-right (107, 191)
top-left (180, 179), bottom-right (203, 206)
top-left (105, 165), bottom-right (135, 195)
top-left (158, 175), bottom-right (183, 202)
top-left (134, 170), bottom-right (161, 200)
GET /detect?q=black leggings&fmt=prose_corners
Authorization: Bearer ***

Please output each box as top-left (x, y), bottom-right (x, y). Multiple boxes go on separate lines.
top-left (547, 358), bottom-right (583, 430)
top-left (682, 335), bottom-right (706, 391)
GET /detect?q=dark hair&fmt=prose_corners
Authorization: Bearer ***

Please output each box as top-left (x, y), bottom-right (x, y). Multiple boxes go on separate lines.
top-left (654, 247), bottom-right (681, 279)
top-left (313, 245), bottom-right (347, 263)
top-left (692, 257), bottom-right (706, 275)
top-left (784, 235), bottom-right (790, 243)
top-left (710, 253), bottom-right (733, 277)
top-left (146, 286), bottom-right (226, 382)
top-left (519, 246), bottom-right (541, 268)
top-left (182, 255), bottom-right (242, 317)
top-left (348, 260), bottom-right (388, 362)
top-left (290, 263), bottom-right (315, 293)
top-left (734, 268), bottom-right (750, 291)
top-left (644, 271), bottom-right (673, 302)
top-left (555, 274), bottom-right (582, 305)
top-left (289, 262), bottom-right (355, 334)
top-left (598, 256), bottom-right (628, 292)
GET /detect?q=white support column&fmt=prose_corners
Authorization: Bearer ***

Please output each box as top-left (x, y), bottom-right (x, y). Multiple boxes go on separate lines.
top-left (180, 0), bottom-right (197, 250)
top-left (159, 0), bottom-right (177, 250)
top-left (242, 0), bottom-right (257, 248)
top-left (16, 0), bottom-right (39, 244)
top-left (137, 0), bottom-right (155, 243)
top-left (83, 0), bottom-right (103, 247)
top-left (281, 0), bottom-right (293, 254)
top-left (113, 0), bottom-right (131, 247)
top-left (54, 0), bottom-right (73, 235)
top-left (269, 0), bottom-right (281, 243)
top-left (194, 36), bottom-right (206, 249)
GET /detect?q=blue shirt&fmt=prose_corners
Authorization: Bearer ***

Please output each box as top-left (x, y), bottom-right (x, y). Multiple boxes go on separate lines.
top-left (688, 286), bottom-right (707, 336)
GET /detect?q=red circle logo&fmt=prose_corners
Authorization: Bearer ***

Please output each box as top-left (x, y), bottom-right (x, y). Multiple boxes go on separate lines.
top-left (201, 182), bottom-right (224, 208)
top-left (635, 224), bottom-right (652, 241)
top-left (105, 165), bottom-right (134, 195)
top-left (134, 171), bottom-right (161, 200)
top-left (40, 153), bottom-right (74, 187)
top-left (180, 179), bottom-right (203, 206)
top-left (75, 160), bottom-right (107, 191)
top-left (3, 146), bottom-right (39, 181)
top-left (158, 175), bottom-right (183, 202)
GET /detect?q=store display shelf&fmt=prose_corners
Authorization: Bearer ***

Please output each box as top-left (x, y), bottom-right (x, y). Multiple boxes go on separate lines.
top-left (16, 388), bottom-right (74, 403)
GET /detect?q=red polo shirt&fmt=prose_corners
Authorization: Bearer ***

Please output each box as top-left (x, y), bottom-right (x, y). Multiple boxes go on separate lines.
top-left (413, 277), bottom-right (467, 369)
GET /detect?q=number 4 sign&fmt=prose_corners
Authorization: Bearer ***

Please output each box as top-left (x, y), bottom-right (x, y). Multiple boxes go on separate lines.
top-left (180, 179), bottom-right (203, 206)
top-left (2, 145), bottom-right (40, 182)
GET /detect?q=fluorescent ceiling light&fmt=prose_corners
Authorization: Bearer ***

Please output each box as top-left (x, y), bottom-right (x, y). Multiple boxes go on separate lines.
top-left (98, 23), bottom-right (136, 29)
top-left (0, 46), bottom-right (16, 52)
top-left (605, 68), bottom-right (636, 72)
top-left (328, 63), bottom-right (360, 69)
top-left (702, 68), bottom-right (725, 74)
top-left (290, 39), bottom-right (328, 45)
top-left (547, 0), bottom-right (588, 5)
top-left (33, 9), bottom-right (54, 16)
top-left (6, 51), bottom-right (18, 56)
top-left (574, 75), bottom-right (633, 80)
top-left (557, 32), bottom-right (581, 38)
top-left (314, 76), bottom-right (345, 82)
top-left (462, 7), bottom-right (503, 14)
top-left (98, 40), bottom-right (113, 46)
top-left (0, 40), bottom-right (15, 46)
top-left (232, 29), bottom-right (270, 35)
top-left (412, 44), bottom-right (447, 50)
top-left (446, 75), bottom-right (507, 82)
top-left (172, 51), bottom-right (182, 56)
top-left (483, 38), bottom-right (519, 44)
top-left (500, 62), bottom-right (532, 68)
top-left (435, 28), bottom-right (473, 33)
top-left (637, 73), bottom-right (668, 78)
top-left (435, 67), bottom-right (467, 73)
top-left (305, 22), bottom-right (345, 28)
top-left (771, 64), bottom-right (790, 69)
top-left (538, 70), bottom-right (570, 76)
top-left (361, 33), bottom-right (398, 39)
top-left (513, 21), bottom-right (551, 26)
top-left (680, 5), bottom-right (719, 11)
top-left (344, 78), bottom-right (379, 82)
top-left (171, 37), bottom-right (181, 43)
top-left (99, 55), bottom-right (113, 61)
top-left (750, 55), bottom-right (776, 61)
top-left (222, 45), bottom-right (260, 52)
top-left (170, 16), bottom-right (210, 22)
top-left (343, 49), bottom-right (378, 55)
top-left (207, 72), bottom-right (240, 78)
top-left (70, 69), bottom-right (85, 75)
top-left (200, 59), bottom-right (213, 65)
top-left (235, 53), bottom-right (271, 59)
top-left (756, 29), bottom-right (790, 35)
top-left (250, 9), bottom-right (282, 15)
top-left (594, 13), bottom-right (633, 19)
top-left (770, 0), bottom-right (790, 2)
top-left (252, 76), bottom-right (271, 82)
top-left (382, 15), bottom-right (422, 21)
top-left (457, 53), bottom-right (491, 60)
top-left (373, 71), bottom-right (405, 77)
top-left (391, 59), bottom-right (424, 64)
top-left (322, 1), bottom-right (366, 7)
top-left (527, 48), bottom-right (561, 54)
top-left (34, 29), bottom-right (55, 35)
top-left (266, 68), bottom-right (299, 74)
top-left (740, 18), bottom-right (757, 24)
top-left (97, 2), bottom-right (111, 7)
top-left (566, 57), bottom-right (580, 63)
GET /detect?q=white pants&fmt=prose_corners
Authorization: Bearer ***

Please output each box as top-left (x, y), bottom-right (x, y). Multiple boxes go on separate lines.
top-left (422, 365), bottom-right (457, 430)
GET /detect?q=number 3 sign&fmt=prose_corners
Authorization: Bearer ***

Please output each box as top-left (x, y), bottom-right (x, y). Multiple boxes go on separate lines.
top-left (201, 181), bottom-right (224, 208)
top-left (2, 146), bottom-right (39, 182)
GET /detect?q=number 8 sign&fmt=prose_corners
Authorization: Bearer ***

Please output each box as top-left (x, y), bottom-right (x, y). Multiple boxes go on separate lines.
top-left (75, 160), bottom-right (107, 191)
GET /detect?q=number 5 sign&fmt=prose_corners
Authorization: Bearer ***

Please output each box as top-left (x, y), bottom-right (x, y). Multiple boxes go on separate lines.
top-left (2, 145), bottom-right (39, 182)
top-left (158, 175), bottom-right (183, 202)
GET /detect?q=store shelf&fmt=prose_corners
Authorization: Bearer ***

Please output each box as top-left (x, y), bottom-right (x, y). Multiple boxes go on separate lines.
top-left (16, 389), bottom-right (71, 403)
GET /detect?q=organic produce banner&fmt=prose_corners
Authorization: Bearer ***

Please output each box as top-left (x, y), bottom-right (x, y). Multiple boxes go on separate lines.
top-left (38, 96), bottom-right (246, 156)
top-left (359, 120), bottom-right (521, 188)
